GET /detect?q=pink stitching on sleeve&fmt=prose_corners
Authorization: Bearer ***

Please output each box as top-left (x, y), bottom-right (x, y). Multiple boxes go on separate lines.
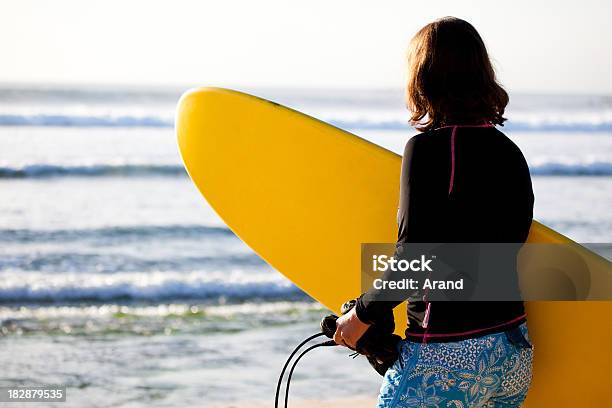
top-left (448, 126), bottom-right (458, 195)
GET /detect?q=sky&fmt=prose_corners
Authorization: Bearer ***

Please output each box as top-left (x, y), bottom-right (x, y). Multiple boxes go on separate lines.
top-left (0, 0), bottom-right (611, 94)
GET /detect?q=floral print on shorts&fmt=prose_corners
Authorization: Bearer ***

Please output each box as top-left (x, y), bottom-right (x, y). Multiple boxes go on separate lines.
top-left (376, 323), bottom-right (533, 408)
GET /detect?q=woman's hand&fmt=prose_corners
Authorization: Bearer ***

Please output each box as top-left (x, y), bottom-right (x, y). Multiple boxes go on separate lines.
top-left (333, 307), bottom-right (370, 349)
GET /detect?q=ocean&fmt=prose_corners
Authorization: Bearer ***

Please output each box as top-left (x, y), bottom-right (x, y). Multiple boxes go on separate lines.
top-left (1, 86), bottom-right (611, 407)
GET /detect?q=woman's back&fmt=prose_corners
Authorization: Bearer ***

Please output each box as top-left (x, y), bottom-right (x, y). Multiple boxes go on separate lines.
top-left (402, 125), bottom-right (534, 342)
top-left (405, 126), bottom-right (533, 244)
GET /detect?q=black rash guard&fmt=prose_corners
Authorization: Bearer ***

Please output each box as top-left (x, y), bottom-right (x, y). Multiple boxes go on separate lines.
top-left (356, 125), bottom-right (534, 343)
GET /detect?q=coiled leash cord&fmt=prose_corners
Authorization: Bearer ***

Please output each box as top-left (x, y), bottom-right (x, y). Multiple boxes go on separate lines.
top-left (275, 300), bottom-right (401, 408)
top-left (274, 332), bottom-right (336, 408)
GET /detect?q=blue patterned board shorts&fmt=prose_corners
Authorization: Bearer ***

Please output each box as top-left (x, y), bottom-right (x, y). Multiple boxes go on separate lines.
top-left (377, 323), bottom-right (533, 408)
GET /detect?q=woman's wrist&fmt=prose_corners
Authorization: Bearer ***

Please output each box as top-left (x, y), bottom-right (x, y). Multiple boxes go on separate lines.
top-left (354, 295), bottom-right (375, 325)
top-left (334, 307), bottom-right (370, 348)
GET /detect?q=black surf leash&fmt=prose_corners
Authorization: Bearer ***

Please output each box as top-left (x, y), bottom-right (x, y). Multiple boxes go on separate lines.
top-left (274, 331), bottom-right (335, 408)
top-left (274, 298), bottom-right (402, 408)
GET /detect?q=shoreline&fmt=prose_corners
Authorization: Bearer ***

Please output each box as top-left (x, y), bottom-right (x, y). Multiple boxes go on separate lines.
top-left (213, 396), bottom-right (377, 408)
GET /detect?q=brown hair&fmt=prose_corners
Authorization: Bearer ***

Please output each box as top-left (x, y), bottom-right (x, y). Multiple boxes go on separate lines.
top-left (406, 17), bottom-right (509, 132)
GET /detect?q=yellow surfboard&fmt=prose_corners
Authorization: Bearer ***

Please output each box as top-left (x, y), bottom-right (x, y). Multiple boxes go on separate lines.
top-left (176, 87), bottom-right (611, 406)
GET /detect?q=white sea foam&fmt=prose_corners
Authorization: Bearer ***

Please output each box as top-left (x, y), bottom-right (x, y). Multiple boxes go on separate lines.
top-left (0, 301), bottom-right (321, 320)
top-left (529, 160), bottom-right (612, 175)
top-left (0, 270), bottom-right (298, 302)
top-left (2, 111), bottom-right (612, 132)
top-left (0, 163), bottom-right (185, 178)
top-left (1, 159), bottom-right (610, 178)
top-left (1, 87), bottom-right (612, 131)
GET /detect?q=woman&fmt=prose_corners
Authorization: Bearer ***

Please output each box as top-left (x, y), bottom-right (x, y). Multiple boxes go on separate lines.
top-left (334, 17), bottom-right (535, 407)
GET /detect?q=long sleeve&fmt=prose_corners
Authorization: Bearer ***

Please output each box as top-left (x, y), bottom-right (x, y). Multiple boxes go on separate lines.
top-left (355, 137), bottom-right (420, 324)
